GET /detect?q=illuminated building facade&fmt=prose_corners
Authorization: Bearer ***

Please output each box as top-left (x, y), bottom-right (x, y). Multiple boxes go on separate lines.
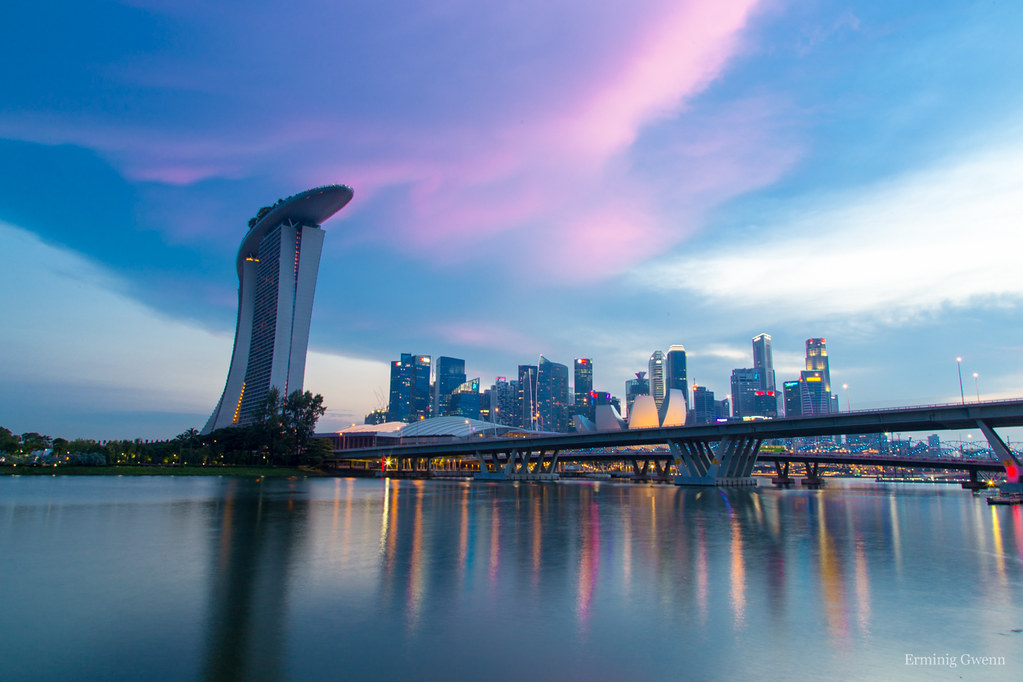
top-left (203, 184), bottom-right (353, 434)
top-left (518, 365), bottom-right (538, 429)
top-left (446, 378), bottom-right (481, 419)
top-left (574, 359), bottom-right (594, 421)
top-left (388, 354), bottom-right (432, 422)
top-left (803, 338), bottom-right (834, 414)
top-left (730, 368), bottom-right (759, 418)
top-left (805, 338), bottom-right (832, 392)
top-left (752, 333), bottom-right (776, 394)
top-left (432, 356), bottom-right (466, 416)
top-left (648, 350), bottom-right (666, 412)
top-left (664, 345), bottom-right (688, 408)
top-left (783, 380), bottom-right (802, 417)
top-left (692, 385), bottom-right (715, 424)
top-left (537, 357), bottom-right (569, 431)
top-left (799, 370), bottom-right (829, 415)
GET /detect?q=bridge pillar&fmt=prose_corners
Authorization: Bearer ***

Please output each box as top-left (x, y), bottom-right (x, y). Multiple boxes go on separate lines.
top-left (671, 437), bottom-right (760, 487)
top-left (801, 461), bottom-right (824, 488)
top-left (977, 420), bottom-right (1023, 494)
top-left (772, 461), bottom-right (794, 487)
top-left (474, 448), bottom-right (559, 482)
top-left (961, 468), bottom-right (990, 491)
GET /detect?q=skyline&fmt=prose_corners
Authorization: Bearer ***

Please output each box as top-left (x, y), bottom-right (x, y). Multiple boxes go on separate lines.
top-left (2, 1), bottom-right (1023, 439)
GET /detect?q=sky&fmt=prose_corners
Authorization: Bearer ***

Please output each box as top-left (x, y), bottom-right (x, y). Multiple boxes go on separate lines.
top-left (2, 0), bottom-right (1023, 440)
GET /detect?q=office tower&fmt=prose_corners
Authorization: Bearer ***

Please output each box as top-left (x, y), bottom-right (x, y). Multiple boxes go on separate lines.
top-left (692, 385), bottom-right (715, 424)
top-left (730, 368), bottom-right (759, 418)
top-left (648, 350), bottom-right (666, 411)
top-left (664, 345), bottom-right (689, 408)
top-left (805, 338), bottom-right (831, 391)
top-left (805, 338), bottom-right (833, 413)
top-left (754, 390), bottom-right (778, 418)
top-left (716, 398), bottom-right (731, 421)
top-left (752, 333), bottom-right (776, 394)
top-left (799, 370), bottom-right (828, 415)
top-left (387, 354), bottom-right (432, 422)
top-left (203, 185), bottom-right (354, 434)
top-left (447, 378), bottom-right (481, 419)
top-left (537, 356), bottom-right (569, 432)
top-left (783, 380), bottom-right (802, 417)
top-left (490, 377), bottom-right (517, 427)
top-left (518, 365), bottom-right (538, 429)
top-left (625, 372), bottom-right (650, 418)
top-left (432, 356), bottom-right (466, 416)
top-left (574, 359), bottom-right (594, 422)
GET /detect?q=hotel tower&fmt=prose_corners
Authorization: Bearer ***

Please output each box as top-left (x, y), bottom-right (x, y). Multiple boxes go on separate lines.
top-left (202, 185), bottom-right (354, 433)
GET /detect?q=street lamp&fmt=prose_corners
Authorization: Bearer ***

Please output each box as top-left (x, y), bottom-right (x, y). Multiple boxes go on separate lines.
top-left (973, 372), bottom-right (980, 402)
top-left (842, 384), bottom-right (850, 412)
top-left (956, 357), bottom-right (965, 405)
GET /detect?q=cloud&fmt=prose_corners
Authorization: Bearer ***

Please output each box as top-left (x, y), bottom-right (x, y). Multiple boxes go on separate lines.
top-left (635, 134), bottom-right (1023, 321)
top-left (0, 221), bottom-right (383, 438)
top-left (0, 0), bottom-right (777, 283)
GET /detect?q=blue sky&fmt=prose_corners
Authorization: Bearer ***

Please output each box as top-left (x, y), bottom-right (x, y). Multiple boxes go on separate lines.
top-left (2, 0), bottom-right (1022, 440)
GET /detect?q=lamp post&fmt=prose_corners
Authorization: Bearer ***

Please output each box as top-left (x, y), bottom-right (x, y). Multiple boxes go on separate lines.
top-left (842, 384), bottom-right (850, 412)
top-left (973, 372), bottom-right (980, 402)
top-left (956, 357), bottom-right (965, 405)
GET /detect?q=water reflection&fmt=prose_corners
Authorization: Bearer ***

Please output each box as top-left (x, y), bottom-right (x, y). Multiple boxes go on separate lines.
top-left (202, 478), bottom-right (307, 682)
top-left (5, 477), bottom-right (1020, 681)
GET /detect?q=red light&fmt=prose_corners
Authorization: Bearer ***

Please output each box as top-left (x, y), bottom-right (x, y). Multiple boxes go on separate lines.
top-left (1005, 462), bottom-right (1020, 483)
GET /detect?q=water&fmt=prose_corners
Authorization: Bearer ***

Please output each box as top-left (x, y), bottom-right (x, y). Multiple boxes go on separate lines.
top-left (1, 475), bottom-right (1021, 680)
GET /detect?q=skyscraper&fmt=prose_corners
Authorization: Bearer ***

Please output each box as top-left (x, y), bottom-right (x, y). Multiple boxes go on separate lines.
top-left (783, 380), bottom-right (802, 417)
top-left (805, 338), bottom-right (831, 392)
top-left (388, 354), bottom-right (432, 422)
top-left (625, 372), bottom-right (649, 417)
top-left (692, 385), bottom-right (715, 424)
top-left (730, 368), bottom-right (759, 418)
top-left (537, 356), bottom-right (569, 431)
top-left (804, 338), bottom-right (833, 414)
top-left (752, 333), bottom-right (776, 394)
top-left (574, 359), bottom-right (594, 421)
top-left (648, 350), bottom-right (666, 411)
top-left (799, 370), bottom-right (829, 415)
top-left (203, 185), bottom-right (353, 433)
top-left (664, 345), bottom-right (688, 407)
top-left (518, 365), bottom-right (538, 429)
top-left (432, 356), bottom-right (466, 416)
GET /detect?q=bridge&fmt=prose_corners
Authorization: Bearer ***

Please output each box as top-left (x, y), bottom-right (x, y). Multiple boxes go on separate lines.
top-left (328, 399), bottom-right (1023, 489)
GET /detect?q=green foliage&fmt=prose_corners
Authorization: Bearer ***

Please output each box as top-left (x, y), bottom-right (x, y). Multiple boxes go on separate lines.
top-left (0, 427), bottom-right (20, 454)
top-left (0, 390), bottom-right (326, 470)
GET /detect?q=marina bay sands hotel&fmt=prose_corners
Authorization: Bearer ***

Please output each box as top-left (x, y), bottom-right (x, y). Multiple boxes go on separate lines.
top-left (202, 185), bottom-right (354, 434)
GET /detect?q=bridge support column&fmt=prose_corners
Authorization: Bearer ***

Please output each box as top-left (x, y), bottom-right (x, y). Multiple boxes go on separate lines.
top-left (801, 461), bottom-right (824, 488)
top-left (961, 468), bottom-right (989, 491)
top-left (772, 461), bottom-right (794, 487)
top-left (977, 420), bottom-right (1023, 494)
top-left (672, 438), bottom-right (759, 487)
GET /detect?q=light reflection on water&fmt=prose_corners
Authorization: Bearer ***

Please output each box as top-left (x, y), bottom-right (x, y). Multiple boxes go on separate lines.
top-left (1, 476), bottom-right (1022, 680)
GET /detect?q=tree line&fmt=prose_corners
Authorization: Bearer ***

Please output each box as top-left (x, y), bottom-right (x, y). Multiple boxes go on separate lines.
top-left (1, 389), bottom-right (331, 468)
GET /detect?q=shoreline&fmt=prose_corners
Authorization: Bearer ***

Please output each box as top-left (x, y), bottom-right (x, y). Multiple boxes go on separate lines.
top-left (0, 464), bottom-right (332, 478)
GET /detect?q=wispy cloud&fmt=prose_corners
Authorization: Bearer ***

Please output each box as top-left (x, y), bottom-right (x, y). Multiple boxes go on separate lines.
top-left (635, 133), bottom-right (1023, 321)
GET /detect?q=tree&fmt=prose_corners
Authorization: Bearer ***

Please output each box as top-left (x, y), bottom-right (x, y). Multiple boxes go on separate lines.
top-left (0, 427), bottom-right (20, 455)
top-left (21, 432), bottom-right (52, 454)
top-left (282, 390), bottom-right (327, 465)
top-left (254, 387), bottom-right (287, 465)
top-left (177, 428), bottom-right (199, 465)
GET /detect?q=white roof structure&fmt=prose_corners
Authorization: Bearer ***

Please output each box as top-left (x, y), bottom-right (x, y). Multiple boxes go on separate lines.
top-left (338, 416), bottom-right (517, 439)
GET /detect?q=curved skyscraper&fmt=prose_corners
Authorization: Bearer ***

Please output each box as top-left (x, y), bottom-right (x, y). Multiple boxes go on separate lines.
top-left (202, 185), bottom-right (354, 434)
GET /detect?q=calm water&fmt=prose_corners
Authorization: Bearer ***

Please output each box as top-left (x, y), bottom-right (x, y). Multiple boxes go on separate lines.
top-left (1, 475), bottom-right (1021, 681)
